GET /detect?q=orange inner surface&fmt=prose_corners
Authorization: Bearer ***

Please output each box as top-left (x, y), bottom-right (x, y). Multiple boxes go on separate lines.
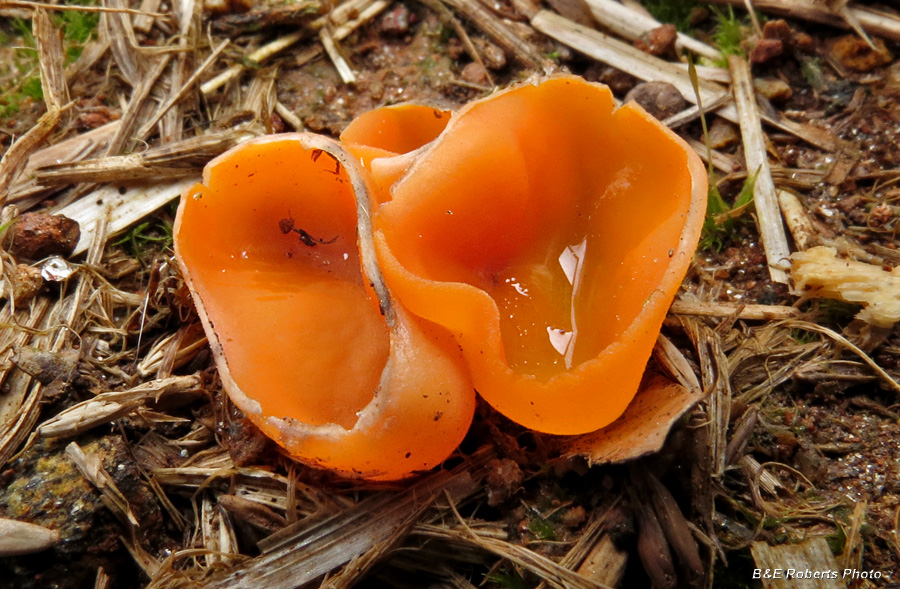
top-left (372, 77), bottom-right (705, 434)
top-left (177, 137), bottom-right (389, 430)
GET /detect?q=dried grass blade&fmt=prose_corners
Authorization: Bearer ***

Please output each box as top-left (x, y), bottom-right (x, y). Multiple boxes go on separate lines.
top-left (105, 54), bottom-right (173, 157)
top-left (0, 108), bottom-right (63, 203)
top-left (728, 55), bottom-right (791, 284)
top-left (38, 374), bottom-right (201, 437)
top-left (34, 8), bottom-right (70, 111)
top-left (205, 470), bottom-right (480, 589)
top-left (100, 0), bottom-right (149, 85)
top-left (66, 441), bottom-right (141, 528)
top-left (669, 299), bottom-right (799, 321)
top-left (135, 39), bottom-right (230, 141)
top-left (2, 0), bottom-right (168, 18)
top-left (784, 319), bottom-right (900, 394)
top-left (202, 0), bottom-right (389, 95)
top-left (530, 11), bottom-right (845, 151)
top-left (57, 175), bottom-right (199, 256)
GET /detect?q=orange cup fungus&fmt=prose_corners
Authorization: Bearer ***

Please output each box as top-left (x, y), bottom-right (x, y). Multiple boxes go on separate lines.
top-left (174, 133), bottom-right (475, 480)
top-left (368, 76), bottom-right (707, 435)
top-left (174, 75), bottom-right (707, 478)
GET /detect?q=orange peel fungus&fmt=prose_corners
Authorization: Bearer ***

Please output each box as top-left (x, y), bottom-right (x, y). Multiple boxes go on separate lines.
top-left (174, 133), bottom-right (475, 480)
top-left (368, 76), bottom-right (708, 435)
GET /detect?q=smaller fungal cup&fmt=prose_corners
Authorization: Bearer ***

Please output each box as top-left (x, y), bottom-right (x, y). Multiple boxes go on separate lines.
top-left (174, 133), bottom-right (475, 480)
top-left (369, 76), bottom-right (708, 435)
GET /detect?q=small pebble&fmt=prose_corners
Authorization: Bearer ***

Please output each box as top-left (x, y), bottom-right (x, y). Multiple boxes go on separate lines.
top-left (708, 118), bottom-right (739, 149)
top-left (827, 35), bottom-right (893, 72)
top-left (8, 213), bottom-right (80, 262)
top-left (750, 38), bottom-right (783, 64)
top-left (634, 24), bottom-right (677, 58)
top-left (474, 38), bottom-right (507, 70)
top-left (6, 264), bottom-right (43, 303)
top-left (753, 77), bottom-right (793, 103)
top-left (624, 81), bottom-right (686, 120)
top-left (762, 19), bottom-right (792, 43)
top-left (379, 4), bottom-right (411, 36)
top-left (460, 62), bottom-right (489, 86)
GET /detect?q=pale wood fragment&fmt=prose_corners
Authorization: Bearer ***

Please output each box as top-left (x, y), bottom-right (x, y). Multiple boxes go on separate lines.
top-left (729, 55), bottom-right (791, 284)
top-left (583, 0), bottom-right (720, 60)
top-left (791, 246), bottom-right (900, 327)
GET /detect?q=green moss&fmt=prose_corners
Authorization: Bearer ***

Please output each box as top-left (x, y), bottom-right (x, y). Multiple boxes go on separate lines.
top-left (641, 0), bottom-right (695, 31)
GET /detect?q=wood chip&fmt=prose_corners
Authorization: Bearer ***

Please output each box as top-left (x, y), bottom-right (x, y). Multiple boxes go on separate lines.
top-left (791, 246), bottom-right (900, 327)
top-left (729, 55), bottom-right (792, 284)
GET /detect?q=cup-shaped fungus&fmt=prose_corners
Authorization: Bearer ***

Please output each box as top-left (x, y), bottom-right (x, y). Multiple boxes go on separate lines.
top-left (174, 133), bottom-right (475, 480)
top-left (340, 104), bottom-right (451, 204)
top-left (371, 76), bottom-right (707, 435)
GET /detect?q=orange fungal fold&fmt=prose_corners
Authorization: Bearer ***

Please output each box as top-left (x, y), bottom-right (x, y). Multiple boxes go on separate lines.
top-left (174, 133), bottom-right (475, 480)
top-left (371, 76), bottom-right (707, 435)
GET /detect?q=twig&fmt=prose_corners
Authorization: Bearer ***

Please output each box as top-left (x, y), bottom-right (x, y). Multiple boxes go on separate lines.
top-left (729, 55), bottom-right (791, 284)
